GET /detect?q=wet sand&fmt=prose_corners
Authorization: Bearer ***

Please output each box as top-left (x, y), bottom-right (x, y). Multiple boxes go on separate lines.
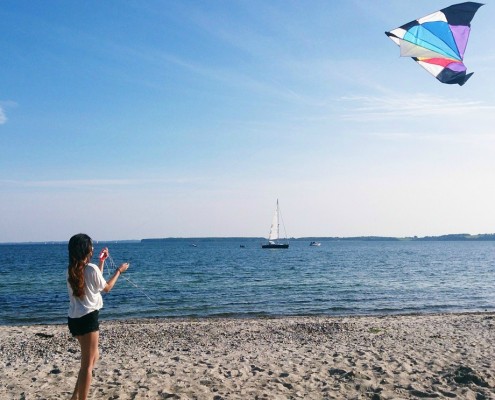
top-left (1, 312), bottom-right (494, 399)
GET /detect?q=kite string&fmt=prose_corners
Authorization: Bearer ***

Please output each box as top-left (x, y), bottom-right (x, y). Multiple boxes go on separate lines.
top-left (105, 254), bottom-right (157, 305)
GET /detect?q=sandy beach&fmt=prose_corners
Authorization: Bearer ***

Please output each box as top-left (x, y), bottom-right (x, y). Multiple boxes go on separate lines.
top-left (1, 313), bottom-right (494, 399)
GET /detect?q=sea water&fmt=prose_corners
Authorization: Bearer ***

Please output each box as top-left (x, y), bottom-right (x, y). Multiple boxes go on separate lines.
top-left (0, 239), bottom-right (494, 325)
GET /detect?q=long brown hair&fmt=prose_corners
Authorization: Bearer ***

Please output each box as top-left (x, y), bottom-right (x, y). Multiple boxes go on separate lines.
top-left (67, 233), bottom-right (93, 297)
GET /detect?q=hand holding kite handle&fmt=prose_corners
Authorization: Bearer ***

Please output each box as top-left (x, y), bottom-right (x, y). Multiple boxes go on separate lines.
top-left (99, 247), bottom-right (109, 261)
top-left (118, 263), bottom-right (130, 274)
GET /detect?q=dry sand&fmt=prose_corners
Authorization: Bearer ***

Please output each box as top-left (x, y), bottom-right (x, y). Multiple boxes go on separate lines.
top-left (1, 313), bottom-right (494, 399)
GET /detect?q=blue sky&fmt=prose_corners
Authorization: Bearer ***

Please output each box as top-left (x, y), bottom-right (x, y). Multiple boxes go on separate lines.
top-left (1, 0), bottom-right (495, 242)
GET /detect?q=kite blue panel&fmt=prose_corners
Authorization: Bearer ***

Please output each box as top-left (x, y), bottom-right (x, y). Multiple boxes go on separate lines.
top-left (422, 21), bottom-right (459, 58)
top-left (404, 25), bottom-right (460, 60)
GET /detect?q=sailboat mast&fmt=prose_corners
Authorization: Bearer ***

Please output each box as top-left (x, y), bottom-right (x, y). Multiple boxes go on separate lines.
top-left (262, 199), bottom-right (289, 249)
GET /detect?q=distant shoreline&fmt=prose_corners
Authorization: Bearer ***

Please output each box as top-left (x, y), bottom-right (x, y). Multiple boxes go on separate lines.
top-left (141, 233), bottom-right (495, 242)
top-left (3, 233), bottom-right (495, 245)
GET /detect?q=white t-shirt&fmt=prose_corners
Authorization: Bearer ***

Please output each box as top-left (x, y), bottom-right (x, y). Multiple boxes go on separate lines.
top-left (67, 263), bottom-right (107, 319)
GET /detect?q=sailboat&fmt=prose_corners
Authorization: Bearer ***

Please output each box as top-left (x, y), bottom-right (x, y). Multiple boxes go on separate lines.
top-left (262, 199), bottom-right (289, 249)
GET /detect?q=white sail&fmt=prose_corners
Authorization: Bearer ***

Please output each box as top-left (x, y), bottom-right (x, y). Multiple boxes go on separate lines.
top-left (262, 199), bottom-right (289, 249)
top-left (268, 203), bottom-right (279, 241)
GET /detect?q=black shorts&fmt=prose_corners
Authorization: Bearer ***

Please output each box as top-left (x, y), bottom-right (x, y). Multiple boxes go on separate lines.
top-left (68, 310), bottom-right (100, 337)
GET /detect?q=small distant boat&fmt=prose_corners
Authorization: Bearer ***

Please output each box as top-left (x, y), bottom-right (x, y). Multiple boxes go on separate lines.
top-left (262, 199), bottom-right (289, 249)
top-left (191, 243), bottom-right (197, 247)
top-left (309, 241), bottom-right (321, 247)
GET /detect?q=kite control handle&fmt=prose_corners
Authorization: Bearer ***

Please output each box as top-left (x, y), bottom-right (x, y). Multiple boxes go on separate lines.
top-left (99, 248), bottom-right (109, 261)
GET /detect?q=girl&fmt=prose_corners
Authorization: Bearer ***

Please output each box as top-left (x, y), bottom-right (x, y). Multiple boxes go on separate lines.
top-left (67, 233), bottom-right (129, 400)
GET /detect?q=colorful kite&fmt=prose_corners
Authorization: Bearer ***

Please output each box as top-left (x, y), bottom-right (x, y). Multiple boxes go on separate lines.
top-left (385, 2), bottom-right (483, 86)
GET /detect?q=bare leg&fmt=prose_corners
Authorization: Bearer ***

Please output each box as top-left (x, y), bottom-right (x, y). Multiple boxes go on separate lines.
top-left (70, 331), bottom-right (100, 400)
top-left (70, 375), bottom-right (79, 400)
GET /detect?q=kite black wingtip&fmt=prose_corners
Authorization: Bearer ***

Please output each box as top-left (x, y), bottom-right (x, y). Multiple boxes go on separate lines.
top-left (458, 72), bottom-right (474, 86)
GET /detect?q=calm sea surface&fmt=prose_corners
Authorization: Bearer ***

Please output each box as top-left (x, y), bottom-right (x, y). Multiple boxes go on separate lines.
top-left (0, 239), bottom-right (494, 325)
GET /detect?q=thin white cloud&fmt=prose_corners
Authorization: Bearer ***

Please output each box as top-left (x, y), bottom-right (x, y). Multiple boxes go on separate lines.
top-left (340, 94), bottom-right (495, 121)
top-left (0, 106), bottom-right (6, 124)
top-left (1, 178), bottom-right (136, 189)
top-left (0, 177), bottom-right (205, 189)
top-left (367, 131), bottom-right (495, 144)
